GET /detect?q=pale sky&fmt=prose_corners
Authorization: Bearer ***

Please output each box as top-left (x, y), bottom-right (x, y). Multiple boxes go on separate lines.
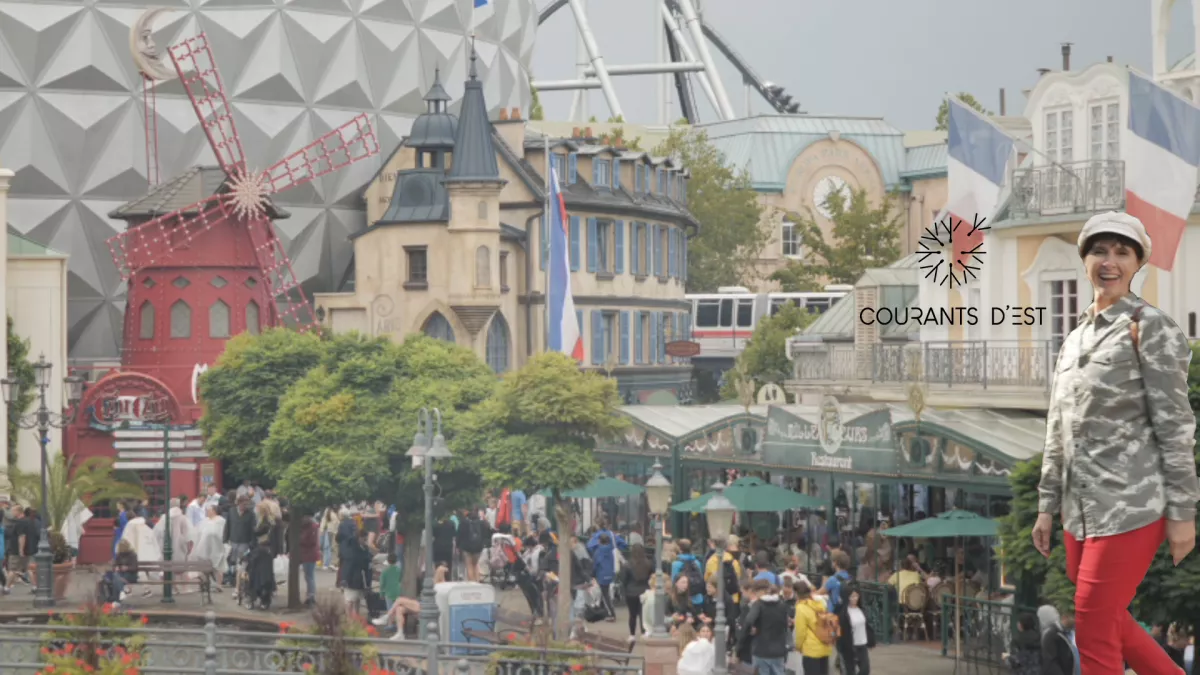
top-left (531, 0), bottom-right (1197, 130)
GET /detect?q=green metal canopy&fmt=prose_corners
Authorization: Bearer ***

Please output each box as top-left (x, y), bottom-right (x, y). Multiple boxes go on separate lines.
top-left (670, 477), bottom-right (824, 513)
top-left (539, 476), bottom-right (645, 499)
top-left (879, 509), bottom-right (999, 538)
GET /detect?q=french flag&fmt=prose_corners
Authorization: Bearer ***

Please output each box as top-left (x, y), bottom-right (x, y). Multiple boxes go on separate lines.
top-left (471, 0), bottom-right (494, 30)
top-left (945, 98), bottom-right (1015, 271)
top-left (1124, 71), bottom-right (1200, 271)
top-left (547, 170), bottom-right (583, 361)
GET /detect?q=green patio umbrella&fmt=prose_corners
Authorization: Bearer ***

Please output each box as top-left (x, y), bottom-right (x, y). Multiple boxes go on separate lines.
top-left (670, 477), bottom-right (824, 513)
top-left (880, 509), bottom-right (999, 667)
top-left (538, 475), bottom-right (645, 499)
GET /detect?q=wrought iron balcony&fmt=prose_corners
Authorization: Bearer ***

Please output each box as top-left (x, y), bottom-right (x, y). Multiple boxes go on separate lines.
top-left (1008, 160), bottom-right (1124, 219)
top-left (788, 340), bottom-right (1054, 392)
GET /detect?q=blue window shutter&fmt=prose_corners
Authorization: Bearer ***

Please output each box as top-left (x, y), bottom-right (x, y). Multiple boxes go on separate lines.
top-left (591, 311), bottom-right (603, 365)
top-left (569, 216), bottom-right (581, 271)
top-left (620, 311), bottom-right (630, 365)
top-left (652, 312), bottom-right (662, 362)
top-left (576, 310), bottom-right (583, 351)
top-left (614, 220), bottom-right (625, 274)
top-left (586, 217), bottom-right (598, 272)
top-left (653, 225), bottom-right (662, 276)
top-left (633, 313), bottom-right (643, 364)
top-left (682, 235), bottom-right (688, 283)
top-left (592, 158), bottom-right (600, 186)
top-left (660, 312), bottom-right (668, 362)
top-left (629, 222), bottom-right (639, 275)
top-left (539, 214), bottom-right (548, 271)
top-left (634, 164), bottom-right (642, 192)
top-left (569, 153), bottom-right (578, 184)
top-left (612, 159), bottom-right (621, 188)
top-left (668, 229), bottom-right (676, 278)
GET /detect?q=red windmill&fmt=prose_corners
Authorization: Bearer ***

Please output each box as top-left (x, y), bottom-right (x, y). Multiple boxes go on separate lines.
top-left (106, 33), bottom-right (380, 414)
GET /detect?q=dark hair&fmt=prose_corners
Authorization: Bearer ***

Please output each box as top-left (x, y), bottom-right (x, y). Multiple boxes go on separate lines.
top-left (793, 581), bottom-right (812, 599)
top-left (677, 539), bottom-right (692, 555)
top-left (629, 543), bottom-right (652, 578)
top-left (387, 553), bottom-right (398, 565)
top-left (599, 533), bottom-right (611, 545)
top-left (1018, 612), bottom-right (1038, 632)
top-left (755, 551), bottom-right (771, 569)
top-left (1084, 232), bottom-right (1144, 262)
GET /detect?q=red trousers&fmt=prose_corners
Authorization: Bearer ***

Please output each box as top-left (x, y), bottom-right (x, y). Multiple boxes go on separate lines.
top-left (1064, 518), bottom-right (1182, 675)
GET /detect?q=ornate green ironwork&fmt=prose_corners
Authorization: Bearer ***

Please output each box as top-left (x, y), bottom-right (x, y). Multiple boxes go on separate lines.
top-left (857, 581), bottom-right (896, 645)
top-left (939, 594), bottom-right (1037, 666)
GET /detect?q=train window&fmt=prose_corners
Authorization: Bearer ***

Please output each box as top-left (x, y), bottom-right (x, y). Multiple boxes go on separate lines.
top-left (719, 299), bottom-right (733, 327)
top-left (807, 298), bottom-right (830, 313)
top-left (736, 299), bottom-right (754, 327)
top-left (696, 299), bottom-right (721, 327)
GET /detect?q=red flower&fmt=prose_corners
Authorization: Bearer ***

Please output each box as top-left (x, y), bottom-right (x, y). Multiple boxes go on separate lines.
top-left (102, 604), bottom-right (113, 615)
top-left (366, 626), bottom-right (379, 637)
top-left (139, 615), bottom-right (149, 625)
top-left (571, 665), bottom-right (584, 672)
top-left (507, 632), bottom-right (517, 641)
top-left (279, 622), bottom-right (294, 634)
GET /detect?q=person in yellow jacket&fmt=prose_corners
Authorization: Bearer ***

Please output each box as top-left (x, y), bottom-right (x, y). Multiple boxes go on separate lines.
top-left (793, 581), bottom-right (834, 674)
top-left (704, 534), bottom-right (744, 603)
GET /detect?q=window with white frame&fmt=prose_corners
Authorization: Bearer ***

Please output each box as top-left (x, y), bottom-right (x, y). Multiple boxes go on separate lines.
top-left (1089, 101), bottom-right (1120, 200)
top-left (781, 221), bottom-right (801, 258)
top-left (1045, 109), bottom-right (1074, 207)
top-left (594, 158), bottom-right (611, 188)
top-left (1047, 278), bottom-right (1079, 358)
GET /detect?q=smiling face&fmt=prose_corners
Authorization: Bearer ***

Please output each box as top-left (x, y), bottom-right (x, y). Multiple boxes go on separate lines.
top-left (1084, 235), bottom-right (1141, 304)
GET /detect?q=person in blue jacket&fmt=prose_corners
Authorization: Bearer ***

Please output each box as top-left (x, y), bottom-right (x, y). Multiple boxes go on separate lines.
top-left (589, 532), bottom-right (618, 620)
top-left (112, 501), bottom-right (130, 558)
top-left (669, 539), bottom-right (707, 606)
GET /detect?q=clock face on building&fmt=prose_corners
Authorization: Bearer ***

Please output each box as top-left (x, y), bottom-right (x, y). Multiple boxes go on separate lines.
top-left (812, 175), bottom-right (852, 219)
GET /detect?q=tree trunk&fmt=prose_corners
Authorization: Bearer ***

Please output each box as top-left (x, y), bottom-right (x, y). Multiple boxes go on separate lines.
top-left (287, 518), bottom-right (301, 610)
top-left (554, 496), bottom-right (573, 639)
top-left (401, 526), bottom-right (422, 598)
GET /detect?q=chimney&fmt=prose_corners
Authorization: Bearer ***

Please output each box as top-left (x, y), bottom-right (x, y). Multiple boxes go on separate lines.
top-left (1061, 42), bottom-right (1072, 71)
top-left (1107, 55), bottom-right (1114, 63)
top-left (999, 88), bottom-right (1006, 116)
top-left (498, 108), bottom-right (509, 121)
top-left (1037, 68), bottom-right (1052, 78)
top-left (510, 107), bottom-right (522, 120)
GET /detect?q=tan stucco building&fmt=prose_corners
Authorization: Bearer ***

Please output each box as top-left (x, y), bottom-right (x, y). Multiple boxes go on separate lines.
top-left (314, 58), bottom-right (698, 404)
top-left (702, 117), bottom-right (954, 290)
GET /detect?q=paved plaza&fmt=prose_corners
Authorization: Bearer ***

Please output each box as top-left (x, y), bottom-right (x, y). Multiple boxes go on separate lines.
top-left (0, 564), bottom-right (975, 675)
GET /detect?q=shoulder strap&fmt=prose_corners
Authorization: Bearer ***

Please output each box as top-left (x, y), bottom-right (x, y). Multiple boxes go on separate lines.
top-left (1130, 303), bottom-right (1145, 353)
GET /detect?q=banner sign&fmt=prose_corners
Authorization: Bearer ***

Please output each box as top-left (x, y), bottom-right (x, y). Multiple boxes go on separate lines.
top-left (763, 396), bottom-right (896, 474)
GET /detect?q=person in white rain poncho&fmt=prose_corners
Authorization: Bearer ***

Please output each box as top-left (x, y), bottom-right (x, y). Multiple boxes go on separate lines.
top-left (61, 500), bottom-right (93, 559)
top-left (153, 499), bottom-right (199, 592)
top-left (193, 505), bottom-right (227, 592)
top-left (119, 510), bottom-right (162, 597)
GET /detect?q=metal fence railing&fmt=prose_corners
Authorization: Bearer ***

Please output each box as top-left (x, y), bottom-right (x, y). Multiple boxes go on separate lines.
top-left (940, 595), bottom-right (1037, 668)
top-left (0, 611), bottom-right (645, 675)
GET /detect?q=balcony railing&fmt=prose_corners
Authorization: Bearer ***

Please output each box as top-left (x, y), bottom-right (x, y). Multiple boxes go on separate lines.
top-left (1008, 159), bottom-right (1124, 218)
top-left (788, 340), bottom-right (1054, 391)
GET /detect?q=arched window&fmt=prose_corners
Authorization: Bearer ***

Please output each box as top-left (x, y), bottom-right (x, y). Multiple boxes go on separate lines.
top-left (475, 246), bottom-right (491, 288)
top-left (423, 312), bottom-right (456, 343)
top-left (138, 301), bottom-right (155, 339)
top-left (170, 300), bottom-right (191, 339)
top-left (246, 301), bottom-right (261, 335)
top-left (486, 314), bottom-right (510, 373)
top-left (209, 300), bottom-right (230, 338)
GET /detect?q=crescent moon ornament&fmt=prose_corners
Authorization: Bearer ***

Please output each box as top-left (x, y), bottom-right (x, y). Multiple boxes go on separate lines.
top-left (130, 8), bottom-right (176, 81)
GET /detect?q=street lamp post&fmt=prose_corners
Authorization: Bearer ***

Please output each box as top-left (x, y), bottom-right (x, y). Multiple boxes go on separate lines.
top-left (406, 407), bottom-right (451, 645)
top-left (705, 482), bottom-right (736, 675)
top-left (644, 461), bottom-right (672, 639)
top-left (1, 354), bottom-right (86, 609)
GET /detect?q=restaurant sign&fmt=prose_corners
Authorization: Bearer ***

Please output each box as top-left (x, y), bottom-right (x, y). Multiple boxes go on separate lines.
top-left (763, 396), bottom-right (896, 474)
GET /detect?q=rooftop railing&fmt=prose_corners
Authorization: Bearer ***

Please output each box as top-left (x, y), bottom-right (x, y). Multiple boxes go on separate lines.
top-left (1008, 159), bottom-right (1124, 219)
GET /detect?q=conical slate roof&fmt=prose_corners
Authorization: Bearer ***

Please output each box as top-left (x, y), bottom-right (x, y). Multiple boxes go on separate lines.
top-left (445, 48), bottom-right (501, 183)
top-left (409, 69), bottom-right (457, 151)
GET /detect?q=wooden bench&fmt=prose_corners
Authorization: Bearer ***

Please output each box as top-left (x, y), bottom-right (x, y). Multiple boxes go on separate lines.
top-left (576, 627), bottom-right (635, 658)
top-left (113, 561), bottom-right (217, 605)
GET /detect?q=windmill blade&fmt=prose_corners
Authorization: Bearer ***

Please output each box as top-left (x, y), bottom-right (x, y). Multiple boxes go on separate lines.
top-left (107, 196), bottom-right (232, 281)
top-left (244, 217), bottom-right (319, 333)
top-left (262, 114), bottom-right (380, 196)
top-left (169, 33), bottom-right (247, 176)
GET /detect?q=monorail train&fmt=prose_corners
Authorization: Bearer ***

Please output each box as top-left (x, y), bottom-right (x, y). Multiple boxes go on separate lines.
top-left (685, 285), bottom-right (851, 359)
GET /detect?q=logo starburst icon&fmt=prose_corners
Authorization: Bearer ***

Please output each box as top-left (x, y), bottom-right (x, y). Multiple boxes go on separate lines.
top-left (228, 169), bottom-right (270, 221)
top-left (916, 214), bottom-right (988, 288)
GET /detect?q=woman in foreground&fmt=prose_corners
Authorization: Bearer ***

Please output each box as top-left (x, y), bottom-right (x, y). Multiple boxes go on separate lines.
top-left (1033, 211), bottom-right (1198, 674)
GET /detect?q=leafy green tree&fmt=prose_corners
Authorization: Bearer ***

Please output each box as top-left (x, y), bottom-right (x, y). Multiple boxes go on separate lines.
top-left (6, 316), bottom-right (36, 468)
top-left (1000, 343), bottom-right (1200, 630)
top-left (454, 352), bottom-right (628, 634)
top-left (10, 455), bottom-right (144, 531)
top-left (654, 127), bottom-right (769, 292)
top-left (198, 328), bottom-right (325, 483)
top-left (935, 92), bottom-right (992, 131)
top-left (265, 334), bottom-right (498, 601)
top-left (770, 188), bottom-right (903, 291)
top-left (720, 302), bottom-right (817, 399)
top-left (530, 87), bottom-right (544, 121)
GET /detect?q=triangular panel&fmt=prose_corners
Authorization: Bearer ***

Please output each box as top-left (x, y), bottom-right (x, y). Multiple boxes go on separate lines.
top-left (235, 14), bottom-right (305, 103)
top-left (40, 12), bottom-right (130, 92)
top-left (381, 35), bottom-right (424, 114)
top-left (0, 3), bottom-right (82, 85)
top-left (2, 100), bottom-right (70, 195)
top-left (37, 92), bottom-right (130, 193)
top-left (5, 199), bottom-right (70, 237)
top-left (281, 12), bottom-right (352, 100)
top-left (82, 105), bottom-right (150, 198)
top-left (420, 0), bottom-right (463, 33)
top-left (0, 92), bottom-right (28, 147)
top-left (0, 28), bottom-right (27, 87)
top-left (361, 0), bottom-right (415, 23)
top-left (314, 23), bottom-right (373, 109)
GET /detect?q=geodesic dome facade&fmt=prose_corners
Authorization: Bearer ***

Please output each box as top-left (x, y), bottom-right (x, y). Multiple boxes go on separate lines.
top-left (0, 0), bottom-right (536, 361)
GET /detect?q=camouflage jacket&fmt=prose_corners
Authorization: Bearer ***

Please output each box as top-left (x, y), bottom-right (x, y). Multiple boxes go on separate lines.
top-left (1038, 293), bottom-right (1199, 539)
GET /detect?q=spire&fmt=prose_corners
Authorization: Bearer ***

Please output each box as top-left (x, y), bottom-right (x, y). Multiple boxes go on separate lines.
top-left (468, 36), bottom-right (479, 81)
top-left (445, 45), bottom-right (500, 183)
top-left (424, 68), bottom-right (452, 111)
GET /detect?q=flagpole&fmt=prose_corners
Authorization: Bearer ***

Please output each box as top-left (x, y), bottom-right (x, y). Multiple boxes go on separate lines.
top-left (544, 133), bottom-right (552, 354)
top-left (945, 93), bottom-right (1083, 182)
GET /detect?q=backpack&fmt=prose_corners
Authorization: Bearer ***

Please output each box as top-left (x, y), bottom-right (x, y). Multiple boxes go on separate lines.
top-left (813, 610), bottom-right (841, 646)
top-left (459, 519), bottom-right (483, 552)
top-left (682, 558), bottom-right (705, 598)
top-left (723, 559), bottom-right (741, 596)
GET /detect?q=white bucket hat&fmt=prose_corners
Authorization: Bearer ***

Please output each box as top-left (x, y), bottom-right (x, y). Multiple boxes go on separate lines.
top-left (1077, 211), bottom-right (1152, 265)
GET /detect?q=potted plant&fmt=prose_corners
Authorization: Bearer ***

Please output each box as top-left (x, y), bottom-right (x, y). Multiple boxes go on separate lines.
top-left (10, 454), bottom-right (145, 599)
top-left (41, 601), bottom-right (149, 672)
top-left (485, 629), bottom-right (596, 675)
top-left (277, 597), bottom-right (381, 674)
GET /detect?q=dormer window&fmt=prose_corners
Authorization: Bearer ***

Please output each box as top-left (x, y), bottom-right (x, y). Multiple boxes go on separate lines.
top-left (594, 158), bottom-right (611, 189)
top-left (551, 153), bottom-right (565, 183)
top-left (656, 168), bottom-right (666, 194)
top-left (612, 159), bottom-right (622, 188)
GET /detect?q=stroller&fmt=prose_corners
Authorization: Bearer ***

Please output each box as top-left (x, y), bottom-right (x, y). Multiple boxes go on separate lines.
top-left (232, 549), bottom-right (256, 609)
top-left (487, 538), bottom-right (520, 590)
